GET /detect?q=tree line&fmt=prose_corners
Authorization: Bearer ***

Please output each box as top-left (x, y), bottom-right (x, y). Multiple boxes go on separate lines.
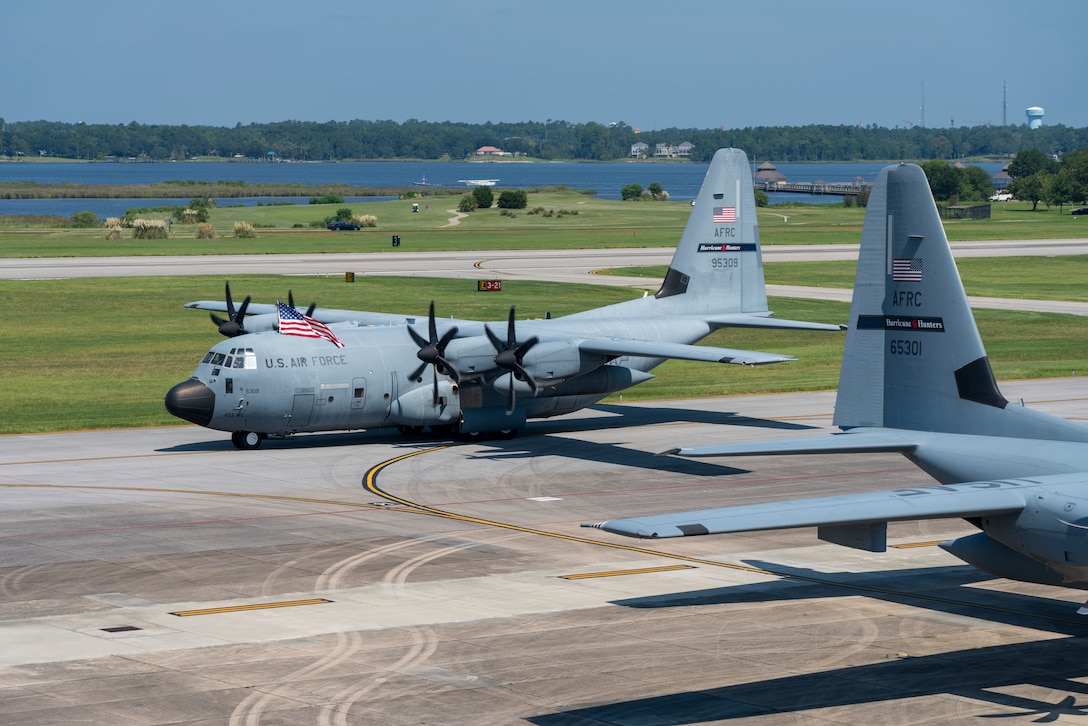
top-left (3, 118), bottom-right (1088, 163)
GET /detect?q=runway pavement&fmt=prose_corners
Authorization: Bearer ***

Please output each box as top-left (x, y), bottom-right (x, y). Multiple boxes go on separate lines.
top-left (4, 379), bottom-right (1088, 724)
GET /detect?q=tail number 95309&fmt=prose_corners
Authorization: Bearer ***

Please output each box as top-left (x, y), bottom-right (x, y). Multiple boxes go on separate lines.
top-left (710, 257), bottom-right (740, 269)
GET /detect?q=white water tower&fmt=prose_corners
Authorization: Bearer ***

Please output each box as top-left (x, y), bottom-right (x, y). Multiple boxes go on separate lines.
top-left (1026, 106), bottom-right (1045, 129)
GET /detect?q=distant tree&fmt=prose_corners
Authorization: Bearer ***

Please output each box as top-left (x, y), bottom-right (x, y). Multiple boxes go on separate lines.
top-left (960, 165), bottom-right (995, 201)
top-left (754, 188), bottom-right (769, 207)
top-left (457, 194), bottom-right (478, 213)
top-left (1008, 172), bottom-right (1047, 211)
top-left (497, 189), bottom-right (528, 209)
top-left (70, 210), bottom-right (99, 228)
top-left (647, 182), bottom-right (665, 199)
top-left (334, 207), bottom-right (354, 221)
top-left (472, 185), bottom-right (493, 209)
top-left (1059, 147), bottom-right (1088, 203)
top-left (621, 183), bottom-right (643, 201)
top-left (920, 159), bottom-right (961, 201)
top-left (1045, 170), bottom-right (1074, 212)
top-left (1008, 148), bottom-right (1057, 179)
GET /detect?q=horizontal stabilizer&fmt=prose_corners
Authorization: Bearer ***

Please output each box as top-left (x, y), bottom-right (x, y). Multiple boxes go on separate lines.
top-left (579, 338), bottom-right (795, 366)
top-left (707, 314), bottom-right (845, 332)
top-left (662, 428), bottom-right (920, 457)
top-left (583, 478), bottom-right (1030, 539)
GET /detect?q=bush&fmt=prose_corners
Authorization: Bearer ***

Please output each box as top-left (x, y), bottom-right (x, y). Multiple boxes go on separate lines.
top-left (196, 223), bottom-right (215, 239)
top-left (621, 183), bottom-right (643, 201)
top-left (754, 189), bottom-right (769, 207)
top-left (309, 193), bottom-right (345, 205)
top-left (500, 208), bottom-right (517, 218)
top-left (71, 210), bottom-right (99, 228)
top-left (497, 189), bottom-right (528, 209)
top-left (334, 207), bottom-right (354, 222)
top-left (457, 194), bottom-right (478, 213)
top-left (131, 218), bottom-right (168, 239)
top-left (353, 214), bottom-right (378, 227)
top-left (472, 186), bottom-right (494, 209)
top-left (105, 218), bottom-right (124, 240)
top-left (233, 221), bottom-right (256, 238)
top-left (856, 189), bottom-right (870, 208)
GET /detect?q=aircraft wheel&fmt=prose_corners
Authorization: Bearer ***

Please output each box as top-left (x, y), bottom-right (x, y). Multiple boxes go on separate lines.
top-left (232, 431), bottom-right (264, 450)
top-left (457, 429), bottom-right (486, 442)
top-left (397, 425), bottom-right (424, 435)
top-left (491, 428), bottom-right (518, 440)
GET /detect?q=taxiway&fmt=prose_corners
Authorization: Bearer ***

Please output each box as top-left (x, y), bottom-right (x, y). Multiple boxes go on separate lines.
top-left (3, 380), bottom-right (1088, 724)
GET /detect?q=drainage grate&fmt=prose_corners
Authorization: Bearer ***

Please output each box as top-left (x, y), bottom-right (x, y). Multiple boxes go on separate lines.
top-left (100, 625), bottom-right (142, 633)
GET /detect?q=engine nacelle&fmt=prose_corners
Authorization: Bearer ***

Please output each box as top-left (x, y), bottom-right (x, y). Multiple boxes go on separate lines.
top-left (389, 381), bottom-right (460, 426)
top-left (939, 532), bottom-right (1078, 588)
top-left (520, 340), bottom-right (602, 384)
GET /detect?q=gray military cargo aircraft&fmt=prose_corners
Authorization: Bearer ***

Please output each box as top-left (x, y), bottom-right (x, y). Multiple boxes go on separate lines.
top-left (165, 148), bottom-right (841, 449)
top-left (586, 161), bottom-right (1088, 613)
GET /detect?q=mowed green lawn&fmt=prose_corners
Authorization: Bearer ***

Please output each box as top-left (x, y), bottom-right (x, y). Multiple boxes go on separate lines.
top-left (2, 272), bottom-right (1085, 435)
top-left (0, 190), bottom-right (1083, 257)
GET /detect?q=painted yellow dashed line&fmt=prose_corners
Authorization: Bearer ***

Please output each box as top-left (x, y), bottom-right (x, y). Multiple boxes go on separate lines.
top-left (170, 598), bottom-right (332, 617)
top-left (559, 564), bottom-right (696, 580)
top-left (891, 540), bottom-right (946, 549)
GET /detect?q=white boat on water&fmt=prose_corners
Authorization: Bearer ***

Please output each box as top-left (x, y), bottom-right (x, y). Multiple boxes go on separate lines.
top-left (458, 178), bottom-right (498, 187)
top-left (412, 176), bottom-right (432, 186)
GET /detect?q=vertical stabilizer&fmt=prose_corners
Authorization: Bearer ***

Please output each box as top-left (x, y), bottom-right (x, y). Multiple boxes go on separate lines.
top-left (833, 163), bottom-right (1082, 441)
top-left (652, 147), bottom-right (768, 315)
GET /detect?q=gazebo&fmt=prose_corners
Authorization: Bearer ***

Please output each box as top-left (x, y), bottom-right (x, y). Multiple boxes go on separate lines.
top-left (753, 161), bottom-right (786, 184)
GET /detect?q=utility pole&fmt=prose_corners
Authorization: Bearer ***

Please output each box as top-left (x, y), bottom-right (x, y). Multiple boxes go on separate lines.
top-left (1002, 80), bottom-right (1007, 126)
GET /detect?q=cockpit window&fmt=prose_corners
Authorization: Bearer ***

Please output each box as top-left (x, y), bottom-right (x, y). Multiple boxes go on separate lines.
top-left (210, 353), bottom-right (226, 366)
top-left (202, 352), bottom-right (215, 364)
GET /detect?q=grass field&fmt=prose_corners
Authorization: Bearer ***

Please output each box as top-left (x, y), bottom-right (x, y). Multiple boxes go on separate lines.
top-left (1, 194), bottom-right (1086, 435)
top-left (0, 191), bottom-right (1084, 257)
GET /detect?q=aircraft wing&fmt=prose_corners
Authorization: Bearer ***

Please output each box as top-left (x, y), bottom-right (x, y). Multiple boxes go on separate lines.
top-left (184, 301), bottom-right (464, 328)
top-left (662, 428), bottom-right (921, 457)
top-left (707, 313), bottom-right (846, 332)
top-left (583, 479), bottom-right (1030, 539)
top-left (577, 338), bottom-right (795, 366)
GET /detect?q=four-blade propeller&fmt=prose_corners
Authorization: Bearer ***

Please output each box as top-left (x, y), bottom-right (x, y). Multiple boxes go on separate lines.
top-left (209, 282), bottom-right (251, 337)
top-left (486, 306), bottom-right (540, 413)
top-left (407, 301), bottom-right (461, 404)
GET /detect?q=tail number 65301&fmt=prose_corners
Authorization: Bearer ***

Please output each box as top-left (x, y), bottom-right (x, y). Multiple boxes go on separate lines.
top-left (890, 339), bottom-right (921, 356)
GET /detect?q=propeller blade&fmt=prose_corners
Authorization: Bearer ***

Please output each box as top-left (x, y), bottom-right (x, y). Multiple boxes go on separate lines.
top-left (406, 301), bottom-right (462, 390)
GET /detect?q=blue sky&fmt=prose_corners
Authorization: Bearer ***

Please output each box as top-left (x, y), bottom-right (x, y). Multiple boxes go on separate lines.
top-left (3, 0), bottom-right (1084, 130)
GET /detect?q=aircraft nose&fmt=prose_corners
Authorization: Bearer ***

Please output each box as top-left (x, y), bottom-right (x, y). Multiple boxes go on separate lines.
top-left (165, 379), bottom-right (215, 426)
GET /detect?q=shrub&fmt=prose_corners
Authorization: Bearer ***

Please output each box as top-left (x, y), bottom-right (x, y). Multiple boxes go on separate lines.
top-left (309, 193), bottom-right (345, 205)
top-left (500, 208), bottom-right (517, 218)
top-left (334, 207), bottom-right (354, 222)
top-left (457, 194), bottom-right (478, 213)
top-left (527, 206), bottom-right (546, 215)
top-left (754, 189), bottom-right (769, 207)
top-left (131, 218), bottom-right (168, 239)
top-left (71, 210), bottom-right (99, 228)
top-left (497, 189), bottom-right (528, 209)
top-left (353, 214), bottom-right (378, 227)
top-left (621, 183), bottom-right (643, 201)
top-left (472, 186), bottom-right (493, 209)
top-left (196, 223), bottom-right (215, 239)
top-left (105, 218), bottom-right (124, 240)
top-left (233, 221), bottom-right (256, 238)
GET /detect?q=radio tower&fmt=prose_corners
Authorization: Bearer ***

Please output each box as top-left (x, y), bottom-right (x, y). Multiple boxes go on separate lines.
top-left (1002, 80), bottom-right (1007, 126)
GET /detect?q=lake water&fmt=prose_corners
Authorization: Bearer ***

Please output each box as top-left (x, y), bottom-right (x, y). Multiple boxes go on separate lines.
top-left (0, 159), bottom-right (1007, 218)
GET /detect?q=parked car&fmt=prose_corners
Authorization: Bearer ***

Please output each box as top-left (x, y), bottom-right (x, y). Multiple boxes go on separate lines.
top-left (327, 221), bottom-right (361, 231)
top-left (989, 191), bottom-right (1014, 202)
top-left (1071, 208), bottom-right (1088, 216)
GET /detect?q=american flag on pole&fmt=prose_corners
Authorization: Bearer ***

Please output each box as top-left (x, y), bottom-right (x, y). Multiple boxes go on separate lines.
top-left (892, 258), bottom-right (923, 282)
top-left (713, 206), bottom-right (736, 223)
top-left (277, 301), bottom-right (345, 347)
